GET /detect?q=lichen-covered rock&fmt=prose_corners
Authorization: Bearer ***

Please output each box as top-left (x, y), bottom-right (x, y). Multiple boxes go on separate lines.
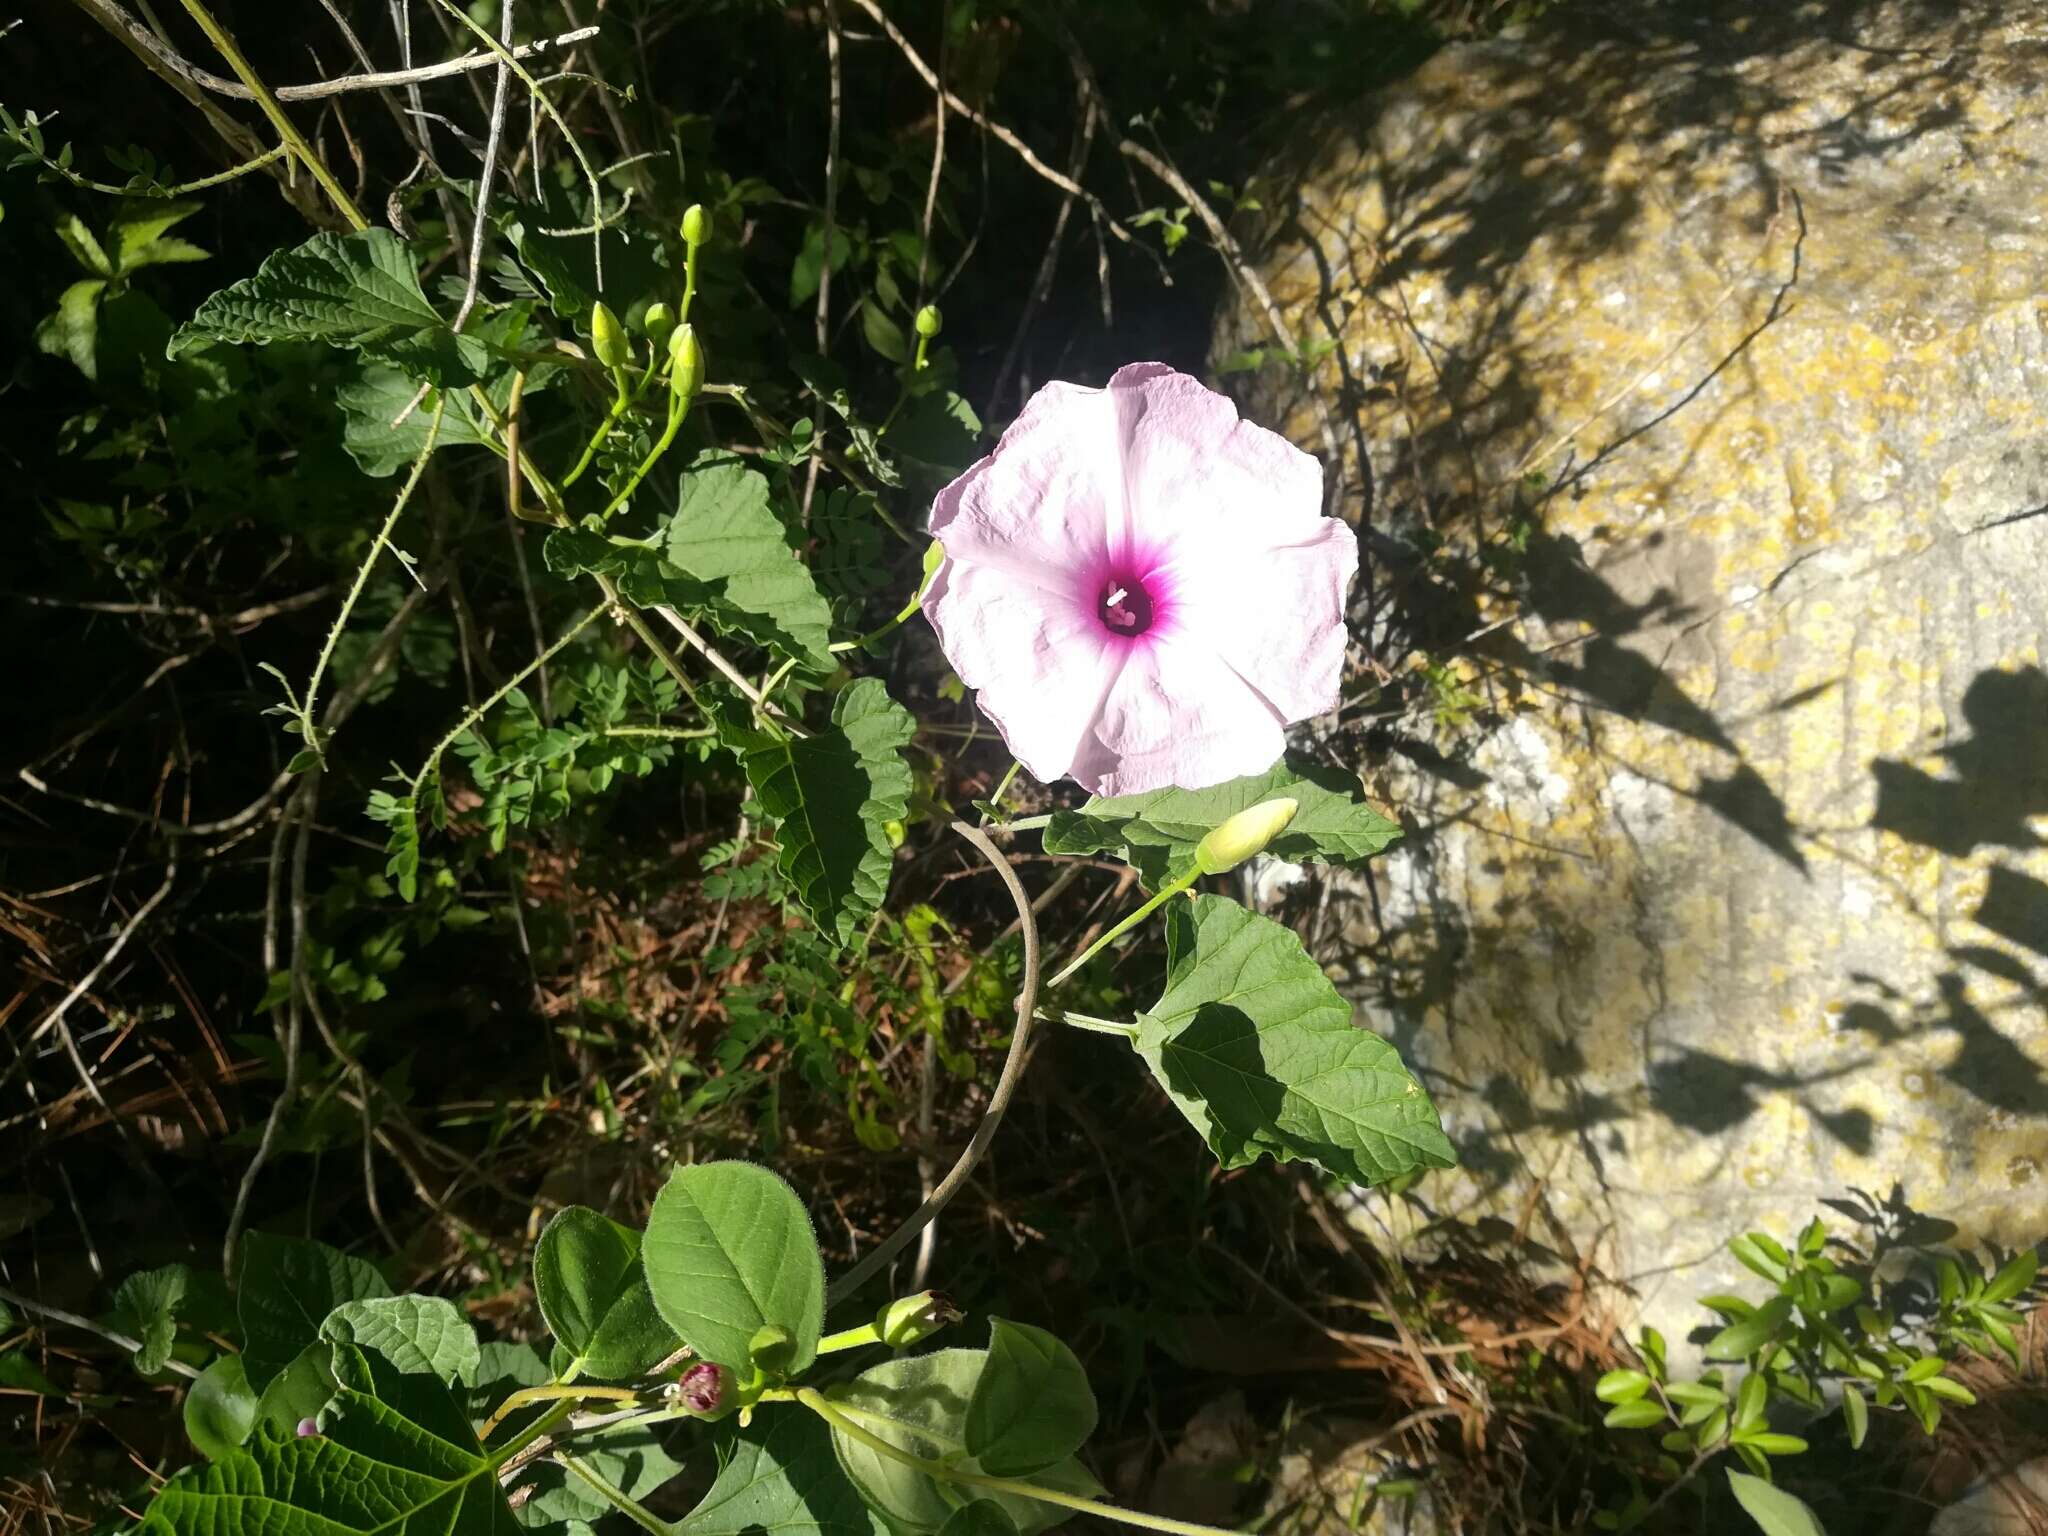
top-left (1226, 1), bottom-right (2048, 1355)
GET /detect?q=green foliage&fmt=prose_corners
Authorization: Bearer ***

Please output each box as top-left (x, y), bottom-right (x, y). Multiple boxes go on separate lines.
top-left (824, 1349), bottom-right (1099, 1536)
top-left (532, 1207), bottom-right (681, 1382)
top-left (167, 227), bottom-right (495, 386)
top-left (1594, 1216), bottom-right (2043, 1528)
top-left (182, 1355), bottom-right (258, 1461)
top-left (665, 453), bottom-right (837, 670)
top-left (724, 678), bottom-right (916, 948)
top-left (642, 1161), bottom-right (825, 1373)
top-left (1133, 895), bottom-right (1453, 1185)
top-left (145, 1337), bottom-right (515, 1536)
top-left (236, 1232), bottom-right (390, 1389)
top-left (965, 1320), bottom-right (1099, 1477)
top-left (1045, 755), bottom-right (1400, 885)
top-left (319, 1296), bottom-right (481, 1384)
top-left (676, 1411), bottom-right (885, 1536)
top-left (1726, 1471), bottom-right (1827, 1536)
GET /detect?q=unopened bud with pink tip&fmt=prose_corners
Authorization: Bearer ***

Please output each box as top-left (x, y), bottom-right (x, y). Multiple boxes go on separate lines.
top-left (675, 1362), bottom-right (732, 1416)
top-left (1193, 797), bottom-right (1299, 876)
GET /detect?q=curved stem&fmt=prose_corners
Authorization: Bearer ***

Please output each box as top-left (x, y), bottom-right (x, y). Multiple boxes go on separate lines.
top-left (794, 1392), bottom-right (1240, 1536)
top-left (300, 394), bottom-right (446, 754)
top-left (478, 1382), bottom-right (637, 1442)
top-left (599, 395), bottom-right (691, 522)
top-left (562, 367), bottom-right (643, 490)
top-left (408, 604), bottom-right (606, 793)
top-left (1044, 870), bottom-right (1197, 991)
top-left (824, 821), bottom-right (1039, 1305)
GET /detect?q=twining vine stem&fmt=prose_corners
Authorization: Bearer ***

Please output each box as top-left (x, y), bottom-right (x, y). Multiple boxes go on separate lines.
top-left (824, 821), bottom-right (1039, 1305)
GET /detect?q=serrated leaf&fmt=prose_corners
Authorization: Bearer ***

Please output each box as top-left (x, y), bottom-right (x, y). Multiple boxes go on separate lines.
top-left (109, 200), bottom-right (208, 272)
top-left (1132, 895), bottom-right (1453, 1185)
top-left (168, 228), bottom-right (485, 385)
top-left (236, 1231), bottom-right (390, 1389)
top-left (532, 1207), bottom-right (681, 1381)
top-left (666, 453), bottom-right (835, 669)
top-left (143, 1337), bottom-right (518, 1536)
top-left (732, 679), bottom-right (914, 947)
top-left (676, 1410), bottom-right (886, 1536)
top-left (1045, 755), bottom-right (1399, 886)
top-left (965, 1320), bottom-right (1098, 1477)
top-left (1726, 1471), bottom-right (1827, 1536)
top-left (35, 278), bottom-right (106, 378)
top-left (183, 1354), bottom-right (257, 1460)
top-left (642, 1162), bottom-right (824, 1373)
top-left (322, 1296), bottom-right (479, 1385)
top-left (825, 1349), bottom-right (1101, 1536)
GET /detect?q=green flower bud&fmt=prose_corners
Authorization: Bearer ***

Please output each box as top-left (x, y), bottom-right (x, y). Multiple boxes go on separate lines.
top-left (590, 301), bottom-right (629, 369)
top-left (875, 1290), bottom-right (963, 1349)
top-left (681, 203), bottom-right (709, 247)
top-left (914, 304), bottom-right (943, 339)
top-left (669, 322), bottom-right (705, 399)
top-left (1193, 797), bottom-right (1299, 876)
top-left (642, 301), bottom-right (676, 348)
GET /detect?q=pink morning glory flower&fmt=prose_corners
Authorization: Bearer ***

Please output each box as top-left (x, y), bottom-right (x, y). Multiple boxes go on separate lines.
top-left (921, 363), bottom-right (1356, 795)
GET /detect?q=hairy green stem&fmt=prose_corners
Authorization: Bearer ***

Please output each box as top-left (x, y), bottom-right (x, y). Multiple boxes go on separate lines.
top-left (489, 1395), bottom-right (578, 1466)
top-left (408, 604), bottom-right (606, 794)
top-left (794, 1391), bottom-right (1242, 1536)
top-left (300, 394), bottom-right (446, 757)
top-left (603, 723), bottom-right (715, 741)
top-left (173, 0), bottom-right (367, 229)
top-left (562, 365), bottom-right (645, 489)
top-left (22, 138), bottom-right (289, 199)
top-left (1044, 872), bottom-right (1199, 990)
top-left (1035, 1006), bottom-right (1137, 1040)
top-left (557, 1450), bottom-right (671, 1535)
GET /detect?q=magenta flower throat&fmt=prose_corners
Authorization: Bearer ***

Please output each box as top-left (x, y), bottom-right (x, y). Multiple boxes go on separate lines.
top-left (921, 362), bottom-right (1356, 796)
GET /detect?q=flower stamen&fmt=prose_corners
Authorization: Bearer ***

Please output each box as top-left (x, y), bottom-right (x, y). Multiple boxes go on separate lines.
top-left (1098, 578), bottom-right (1153, 636)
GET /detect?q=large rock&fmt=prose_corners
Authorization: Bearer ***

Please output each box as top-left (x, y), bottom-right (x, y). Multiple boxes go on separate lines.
top-left (1228, 0), bottom-right (2048, 1354)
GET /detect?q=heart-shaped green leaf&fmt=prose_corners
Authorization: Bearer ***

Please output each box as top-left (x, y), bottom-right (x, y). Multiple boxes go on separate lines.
top-left (1134, 895), bottom-right (1453, 1185)
top-left (964, 1320), bottom-right (1097, 1477)
top-left (321, 1296), bottom-right (479, 1385)
top-left (824, 1349), bottom-right (1100, 1536)
top-left (145, 1337), bottom-right (518, 1536)
top-left (236, 1231), bottom-right (390, 1389)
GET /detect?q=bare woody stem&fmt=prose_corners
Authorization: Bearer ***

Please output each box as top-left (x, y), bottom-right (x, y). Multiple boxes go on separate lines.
top-left (172, 0), bottom-right (368, 229)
